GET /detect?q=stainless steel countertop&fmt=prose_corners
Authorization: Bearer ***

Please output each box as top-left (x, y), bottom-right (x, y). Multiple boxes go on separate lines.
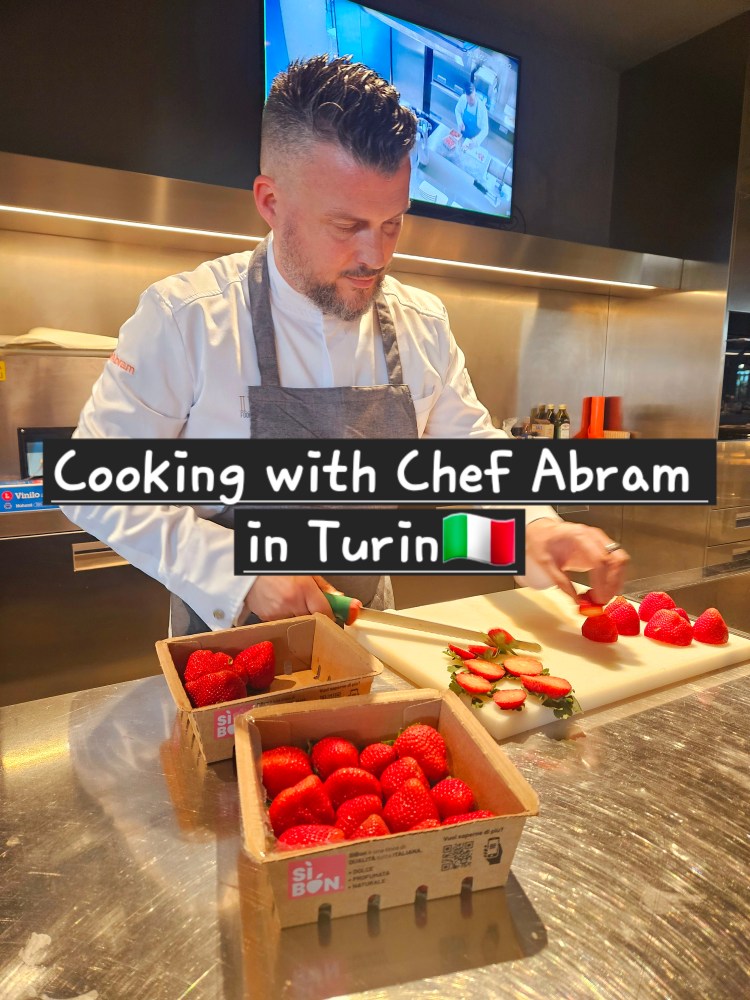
top-left (2, 658), bottom-right (749, 1000)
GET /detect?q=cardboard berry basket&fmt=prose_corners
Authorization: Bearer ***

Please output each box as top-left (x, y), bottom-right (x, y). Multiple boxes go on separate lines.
top-left (156, 613), bottom-right (383, 764)
top-left (234, 688), bottom-right (539, 927)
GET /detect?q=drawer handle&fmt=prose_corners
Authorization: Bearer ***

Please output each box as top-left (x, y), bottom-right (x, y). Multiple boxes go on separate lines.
top-left (735, 513), bottom-right (750, 529)
top-left (71, 540), bottom-right (127, 572)
top-left (557, 505), bottom-right (590, 514)
top-left (731, 542), bottom-right (750, 559)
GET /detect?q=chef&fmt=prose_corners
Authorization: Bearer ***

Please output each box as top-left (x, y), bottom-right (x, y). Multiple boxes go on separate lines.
top-left (454, 81), bottom-right (489, 150)
top-left (62, 55), bottom-right (627, 636)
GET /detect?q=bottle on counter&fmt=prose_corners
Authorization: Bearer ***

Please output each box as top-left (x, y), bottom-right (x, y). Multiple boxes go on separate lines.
top-left (531, 403), bottom-right (553, 439)
top-left (554, 404), bottom-right (571, 439)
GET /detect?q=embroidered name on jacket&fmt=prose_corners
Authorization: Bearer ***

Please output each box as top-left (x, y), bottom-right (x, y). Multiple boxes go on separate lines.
top-left (109, 352), bottom-right (135, 375)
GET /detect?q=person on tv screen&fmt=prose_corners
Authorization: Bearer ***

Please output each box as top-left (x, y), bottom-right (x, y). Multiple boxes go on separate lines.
top-left (62, 55), bottom-right (627, 636)
top-left (454, 81), bottom-right (489, 150)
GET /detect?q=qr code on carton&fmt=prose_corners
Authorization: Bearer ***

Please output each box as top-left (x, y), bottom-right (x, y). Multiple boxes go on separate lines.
top-left (441, 841), bottom-right (474, 871)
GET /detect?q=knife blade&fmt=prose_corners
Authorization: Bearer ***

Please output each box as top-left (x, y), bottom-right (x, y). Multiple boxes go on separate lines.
top-left (323, 592), bottom-right (540, 650)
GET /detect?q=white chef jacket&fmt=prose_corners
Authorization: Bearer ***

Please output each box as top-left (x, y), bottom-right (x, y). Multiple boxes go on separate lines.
top-left (62, 235), bottom-right (557, 630)
top-left (454, 93), bottom-right (490, 147)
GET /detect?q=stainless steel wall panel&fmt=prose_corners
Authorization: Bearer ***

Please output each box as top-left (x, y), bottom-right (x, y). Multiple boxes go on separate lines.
top-left (621, 505), bottom-right (710, 580)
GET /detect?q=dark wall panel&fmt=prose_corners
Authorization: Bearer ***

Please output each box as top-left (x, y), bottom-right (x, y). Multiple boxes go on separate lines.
top-left (610, 14), bottom-right (750, 261)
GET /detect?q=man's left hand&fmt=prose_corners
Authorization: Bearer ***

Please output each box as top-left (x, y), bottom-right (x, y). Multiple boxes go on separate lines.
top-left (523, 518), bottom-right (629, 606)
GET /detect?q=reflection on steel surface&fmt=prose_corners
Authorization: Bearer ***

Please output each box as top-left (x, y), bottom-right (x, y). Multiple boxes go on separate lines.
top-left (1, 657), bottom-right (749, 998)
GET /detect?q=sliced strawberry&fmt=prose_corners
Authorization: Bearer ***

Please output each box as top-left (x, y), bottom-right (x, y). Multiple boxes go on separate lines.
top-left (581, 614), bottom-right (619, 643)
top-left (487, 627), bottom-right (514, 644)
top-left (693, 607), bottom-right (729, 645)
top-left (464, 658), bottom-right (506, 681)
top-left (276, 824), bottom-right (345, 850)
top-left (467, 644), bottom-right (493, 656)
top-left (442, 810), bottom-right (495, 825)
top-left (454, 671), bottom-right (493, 695)
top-left (644, 608), bottom-right (692, 646)
top-left (501, 656), bottom-right (544, 676)
top-left (492, 688), bottom-right (527, 710)
top-left (521, 674), bottom-right (573, 699)
top-left (604, 598), bottom-right (640, 636)
top-left (447, 643), bottom-right (474, 659)
top-left (638, 591), bottom-right (676, 622)
top-left (577, 589), bottom-right (605, 616)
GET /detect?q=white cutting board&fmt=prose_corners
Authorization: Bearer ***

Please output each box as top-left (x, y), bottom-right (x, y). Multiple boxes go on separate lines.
top-left (350, 587), bottom-right (750, 740)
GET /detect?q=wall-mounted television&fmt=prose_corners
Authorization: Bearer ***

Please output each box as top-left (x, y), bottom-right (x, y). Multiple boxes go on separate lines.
top-left (262, 0), bottom-right (520, 230)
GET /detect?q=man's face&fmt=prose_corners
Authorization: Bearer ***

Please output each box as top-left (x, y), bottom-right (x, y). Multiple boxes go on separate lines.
top-left (262, 142), bottom-right (411, 321)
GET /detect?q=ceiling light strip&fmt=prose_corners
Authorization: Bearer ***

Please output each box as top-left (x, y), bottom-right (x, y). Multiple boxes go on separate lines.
top-left (0, 203), bottom-right (658, 290)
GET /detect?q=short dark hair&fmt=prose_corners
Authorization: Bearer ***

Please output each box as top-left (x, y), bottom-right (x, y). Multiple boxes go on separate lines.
top-left (261, 55), bottom-right (417, 175)
top-left (464, 81), bottom-right (476, 95)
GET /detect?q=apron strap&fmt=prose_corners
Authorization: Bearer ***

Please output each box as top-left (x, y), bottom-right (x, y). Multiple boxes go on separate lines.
top-left (247, 236), bottom-right (282, 387)
top-left (374, 290), bottom-right (406, 386)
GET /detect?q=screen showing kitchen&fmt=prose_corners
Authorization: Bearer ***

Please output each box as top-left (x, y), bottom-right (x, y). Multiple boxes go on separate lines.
top-left (263, 0), bottom-right (519, 222)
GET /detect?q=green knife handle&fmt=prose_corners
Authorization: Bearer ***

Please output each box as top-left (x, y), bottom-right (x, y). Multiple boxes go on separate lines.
top-left (324, 592), bottom-right (360, 626)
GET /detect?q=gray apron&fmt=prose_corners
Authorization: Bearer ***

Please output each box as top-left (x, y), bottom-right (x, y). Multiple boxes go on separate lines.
top-left (170, 236), bottom-right (418, 636)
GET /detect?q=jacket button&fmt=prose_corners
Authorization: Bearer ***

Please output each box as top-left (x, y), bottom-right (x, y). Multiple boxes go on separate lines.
top-left (213, 609), bottom-right (225, 620)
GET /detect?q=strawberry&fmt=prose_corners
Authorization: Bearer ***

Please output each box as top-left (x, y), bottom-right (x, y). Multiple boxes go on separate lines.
top-left (352, 814), bottom-right (391, 839)
top-left (442, 810), bottom-right (495, 825)
top-left (604, 598), bottom-right (640, 636)
top-left (260, 745), bottom-right (312, 799)
top-left (493, 688), bottom-right (527, 710)
top-left (380, 757), bottom-right (430, 798)
top-left (463, 658), bottom-right (506, 681)
top-left (638, 591), bottom-right (676, 622)
top-left (232, 640), bottom-right (276, 690)
top-left (358, 742), bottom-right (398, 778)
top-left (324, 767), bottom-right (382, 810)
top-left (693, 607), bottom-right (729, 645)
top-left (185, 669), bottom-right (246, 708)
top-left (501, 656), bottom-right (544, 676)
top-left (393, 724), bottom-right (449, 783)
top-left (674, 607), bottom-right (691, 623)
top-left (581, 614), bottom-right (619, 643)
top-left (447, 643), bottom-right (474, 659)
top-left (467, 644), bottom-right (493, 656)
top-left (276, 824), bottom-right (345, 850)
top-left (454, 671), bottom-right (493, 695)
top-left (184, 649), bottom-right (233, 683)
top-left (334, 794), bottom-right (384, 838)
top-left (268, 774), bottom-right (334, 836)
top-left (521, 674), bottom-right (573, 698)
top-left (487, 627), bottom-right (514, 644)
top-left (577, 590), bottom-right (604, 616)
top-left (410, 819), bottom-right (441, 830)
top-left (383, 778), bottom-right (440, 833)
top-left (431, 777), bottom-right (476, 819)
top-left (311, 736), bottom-right (359, 780)
top-left (644, 608), bottom-right (693, 646)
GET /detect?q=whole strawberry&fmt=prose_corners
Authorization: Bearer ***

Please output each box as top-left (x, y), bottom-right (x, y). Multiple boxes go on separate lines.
top-left (335, 794), bottom-right (383, 838)
top-left (638, 591), bottom-right (676, 622)
top-left (410, 819), bottom-right (441, 830)
top-left (581, 614), bottom-right (619, 643)
top-left (311, 736), bottom-right (359, 780)
top-left (185, 669), bottom-right (246, 708)
top-left (431, 777), bottom-right (476, 820)
top-left (268, 774), bottom-right (334, 836)
top-left (693, 607), bottom-right (728, 645)
top-left (442, 810), bottom-right (495, 825)
top-left (184, 649), bottom-right (233, 683)
top-left (277, 824), bottom-right (345, 850)
top-left (604, 597), bottom-right (640, 636)
top-left (358, 742), bottom-right (398, 778)
top-left (352, 814), bottom-right (391, 839)
top-left (394, 724), bottom-right (449, 782)
top-left (261, 746), bottom-right (312, 799)
top-left (383, 778), bottom-right (440, 833)
top-left (644, 608), bottom-right (693, 646)
top-left (380, 756), bottom-right (430, 799)
top-left (324, 767), bottom-right (382, 810)
top-left (232, 640), bottom-right (275, 690)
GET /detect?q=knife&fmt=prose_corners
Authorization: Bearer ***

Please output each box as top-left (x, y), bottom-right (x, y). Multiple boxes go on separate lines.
top-left (323, 592), bottom-right (541, 650)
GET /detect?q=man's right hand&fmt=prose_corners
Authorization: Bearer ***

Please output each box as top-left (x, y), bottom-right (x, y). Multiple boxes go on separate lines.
top-left (241, 575), bottom-right (340, 622)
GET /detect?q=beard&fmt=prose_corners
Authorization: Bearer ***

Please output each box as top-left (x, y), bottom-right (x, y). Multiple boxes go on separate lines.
top-left (275, 224), bottom-right (385, 321)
